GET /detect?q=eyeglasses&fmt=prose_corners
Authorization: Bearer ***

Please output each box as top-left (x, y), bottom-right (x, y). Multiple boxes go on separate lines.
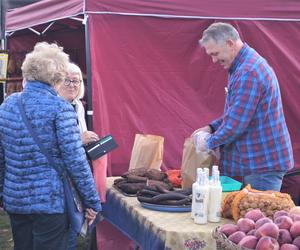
top-left (64, 79), bottom-right (81, 86)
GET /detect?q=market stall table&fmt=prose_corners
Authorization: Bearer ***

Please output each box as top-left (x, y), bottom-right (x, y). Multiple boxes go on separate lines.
top-left (101, 177), bottom-right (233, 250)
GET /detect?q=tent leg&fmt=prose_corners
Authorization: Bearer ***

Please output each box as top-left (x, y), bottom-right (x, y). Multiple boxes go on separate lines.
top-left (1, 0), bottom-right (7, 104)
top-left (84, 14), bottom-right (93, 131)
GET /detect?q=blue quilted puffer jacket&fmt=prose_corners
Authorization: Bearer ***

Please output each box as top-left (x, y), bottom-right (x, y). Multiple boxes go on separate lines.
top-left (0, 81), bottom-right (101, 214)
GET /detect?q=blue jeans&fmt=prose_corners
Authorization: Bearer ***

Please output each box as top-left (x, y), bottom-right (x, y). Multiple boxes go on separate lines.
top-left (9, 213), bottom-right (69, 250)
top-left (243, 171), bottom-right (286, 191)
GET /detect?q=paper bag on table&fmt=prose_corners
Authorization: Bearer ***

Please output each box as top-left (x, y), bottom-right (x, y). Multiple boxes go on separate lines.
top-left (181, 137), bottom-right (213, 189)
top-left (129, 134), bottom-right (164, 170)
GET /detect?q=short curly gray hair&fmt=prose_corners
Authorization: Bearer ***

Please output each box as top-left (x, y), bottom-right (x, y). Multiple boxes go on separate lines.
top-left (22, 42), bottom-right (69, 86)
top-left (200, 22), bottom-right (240, 46)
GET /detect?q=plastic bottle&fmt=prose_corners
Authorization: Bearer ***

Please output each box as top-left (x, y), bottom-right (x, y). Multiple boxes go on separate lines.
top-left (209, 165), bottom-right (219, 185)
top-left (191, 168), bottom-right (202, 219)
top-left (212, 165), bottom-right (218, 173)
top-left (193, 171), bottom-right (210, 224)
top-left (203, 167), bottom-right (210, 185)
top-left (208, 169), bottom-right (222, 222)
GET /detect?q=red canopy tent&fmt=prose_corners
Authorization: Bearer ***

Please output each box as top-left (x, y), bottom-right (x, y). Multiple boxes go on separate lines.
top-left (6, 0), bottom-right (300, 177)
top-left (6, 1), bottom-right (300, 248)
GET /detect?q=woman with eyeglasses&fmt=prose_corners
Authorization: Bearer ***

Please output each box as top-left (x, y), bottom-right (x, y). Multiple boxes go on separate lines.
top-left (58, 63), bottom-right (99, 144)
top-left (58, 63), bottom-right (103, 250)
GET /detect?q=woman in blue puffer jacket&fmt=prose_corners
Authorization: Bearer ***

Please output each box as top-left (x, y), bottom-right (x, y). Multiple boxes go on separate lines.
top-left (0, 42), bottom-right (101, 250)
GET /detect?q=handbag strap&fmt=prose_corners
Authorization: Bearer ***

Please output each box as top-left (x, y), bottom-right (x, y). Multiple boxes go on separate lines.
top-left (17, 94), bottom-right (63, 177)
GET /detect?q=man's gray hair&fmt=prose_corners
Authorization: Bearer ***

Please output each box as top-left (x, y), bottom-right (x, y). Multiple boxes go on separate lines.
top-left (200, 22), bottom-right (240, 46)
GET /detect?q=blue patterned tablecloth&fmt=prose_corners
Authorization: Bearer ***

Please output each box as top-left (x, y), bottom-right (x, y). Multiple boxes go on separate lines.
top-left (102, 177), bottom-right (232, 250)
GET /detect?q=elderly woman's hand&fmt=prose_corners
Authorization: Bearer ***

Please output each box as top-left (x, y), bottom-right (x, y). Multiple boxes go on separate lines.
top-left (85, 208), bottom-right (98, 226)
top-left (81, 131), bottom-right (99, 144)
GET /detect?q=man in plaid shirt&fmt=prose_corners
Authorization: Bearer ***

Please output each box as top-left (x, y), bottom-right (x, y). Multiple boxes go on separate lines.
top-left (193, 22), bottom-right (293, 191)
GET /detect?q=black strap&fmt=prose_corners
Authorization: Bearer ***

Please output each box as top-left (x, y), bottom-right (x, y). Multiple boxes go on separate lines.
top-left (17, 94), bottom-right (63, 177)
top-left (71, 104), bottom-right (79, 125)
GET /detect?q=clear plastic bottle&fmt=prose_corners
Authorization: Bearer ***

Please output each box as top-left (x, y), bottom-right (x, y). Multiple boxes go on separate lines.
top-left (194, 171), bottom-right (209, 224)
top-left (191, 168), bottom-right (202, 219)
top-left (208, 169), bottom-right (222, 222)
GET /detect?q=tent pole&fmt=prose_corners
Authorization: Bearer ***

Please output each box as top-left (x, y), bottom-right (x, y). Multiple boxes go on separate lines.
top-left (1, 0), bottom-right (7, 104)
top-left (84, 14), bottom-right (93, 131)
top-left (0, 0), bottom-right (5, 42)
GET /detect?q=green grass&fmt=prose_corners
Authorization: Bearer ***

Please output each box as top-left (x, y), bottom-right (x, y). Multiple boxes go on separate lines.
top-left (0, 210), bottom-right (13, 250)
top-left (0, 210), bottom-right (91, 250)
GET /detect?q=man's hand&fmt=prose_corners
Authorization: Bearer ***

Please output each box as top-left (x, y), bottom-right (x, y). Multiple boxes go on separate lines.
top-left (191, 126), bottom-right (221, 162)
top-left (191, 125), bottom-right (212, 137)
top-left (193, 131), bottom-right (211, 153)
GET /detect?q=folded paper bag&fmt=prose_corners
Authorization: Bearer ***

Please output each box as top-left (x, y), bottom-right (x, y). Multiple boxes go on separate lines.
top-left (181, 137), bottom-right (213, 189)
top-left (129, 134), bottom-right (164, 170)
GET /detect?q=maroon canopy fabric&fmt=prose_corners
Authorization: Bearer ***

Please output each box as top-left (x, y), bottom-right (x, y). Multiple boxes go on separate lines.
top-left (86, 0), bottom-right (300, 20)
top-left (89, 16), bottom-right (300, 175)
top-left (7, 0), bottom-right (300, 32)
top-left (6, 0), bottom-right (83, 32)
top-left (6, 0), bottom-right (300, 176)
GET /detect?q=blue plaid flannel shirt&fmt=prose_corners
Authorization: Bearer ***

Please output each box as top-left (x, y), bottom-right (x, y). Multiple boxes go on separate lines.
top-left (207, 44), bottom-right (293, 176)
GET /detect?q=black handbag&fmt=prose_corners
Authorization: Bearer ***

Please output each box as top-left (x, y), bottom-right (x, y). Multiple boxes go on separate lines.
top-left (84, 134), bottom-right (118, 160)
top-left (17, 94), bottom-right (85, 234)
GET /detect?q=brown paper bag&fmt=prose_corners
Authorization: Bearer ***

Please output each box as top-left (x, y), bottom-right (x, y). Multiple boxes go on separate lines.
top-left (129, 134), bottom-right (164, 170)
top-left (181, 137), bottom-right (213, 189)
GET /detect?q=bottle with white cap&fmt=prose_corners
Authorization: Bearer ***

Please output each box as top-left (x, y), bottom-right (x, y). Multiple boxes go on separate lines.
top-left (203, 167), bottom-right (210, 185)
top-left (194, 171), bottom-right (210, 224)
top-left (209, 165), bottom-right (219, 185)
top-left (208, 166), bottom-right (222, 222)
top-left (212, 165), bottom-right (219, 174)
top-left (191, 168), bottom-right (202, 219)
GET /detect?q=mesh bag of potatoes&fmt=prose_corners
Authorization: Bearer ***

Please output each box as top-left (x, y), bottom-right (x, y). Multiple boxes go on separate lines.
top-left (222, 185), bottom-right (295, 221)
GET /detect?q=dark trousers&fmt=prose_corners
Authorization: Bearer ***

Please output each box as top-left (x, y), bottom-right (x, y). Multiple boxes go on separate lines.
top-left (68, 228), bottom-right (78, 250)
top-left (9, 213), bottom-right (69, 250)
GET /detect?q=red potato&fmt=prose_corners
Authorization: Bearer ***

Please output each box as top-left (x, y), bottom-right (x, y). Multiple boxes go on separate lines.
top-left (280, 244), bottom-right (299, 250)
top-left (247, 229), bottom-right (256, 236)
top-left (293, 236), bottom-right (300, 248)
top-left (275, 216), bottom-right (294, 230)
top-left (255, 217), bottom-right (273, 229)
top-left (278, 229), bottom-right (293, 245)
top-left (256, 236), bottom-right (280, 250)
top-left (237, 218), bottom-right (255, 233)
top-left (290, 222), bottom-right (300, 239)
top-left (255, 222), bottom-right (279, 239)
top-left (274, 211), bottom-right (290, 220)
top-left (238, 235), bottom-right (258, 249)
top-left (228, 231), bottom-right (246, 244)
top-left (290, 214), bottom-right (300, 222)
top-left (244, 209), bottom-right (265, 222)
top-left (219, 224), bottom-right (239, 237)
